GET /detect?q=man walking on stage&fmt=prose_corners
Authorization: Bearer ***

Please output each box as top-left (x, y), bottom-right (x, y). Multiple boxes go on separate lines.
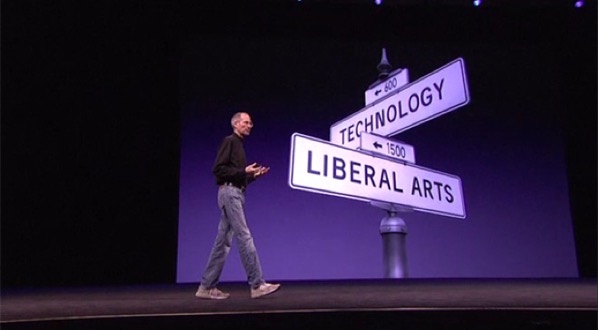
top-left (195, 112), bottom-right (281, 300)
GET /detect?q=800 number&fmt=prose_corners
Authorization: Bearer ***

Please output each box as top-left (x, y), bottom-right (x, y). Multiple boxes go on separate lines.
top-left (384, 77), bottom-right (398, 93)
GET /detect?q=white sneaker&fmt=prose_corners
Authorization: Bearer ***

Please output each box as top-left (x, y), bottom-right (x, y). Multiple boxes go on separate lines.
top-left (195, 286), bottom-right (230, 300)
top-left (250, 282), bottom-right (281, 299)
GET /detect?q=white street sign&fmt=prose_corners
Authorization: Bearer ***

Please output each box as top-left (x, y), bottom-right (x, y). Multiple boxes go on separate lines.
top-left (331, 58), bottom-right (470, 149)
top-left (289, 133), bottom-right (466, 218)
top-left (359, 132), bottom-right (416, 164)
top-left (364, 68), bottom-right (409, 106)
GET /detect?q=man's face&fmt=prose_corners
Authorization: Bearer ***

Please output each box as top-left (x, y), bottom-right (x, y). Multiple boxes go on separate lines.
top-left (234, 113), bottom-right (254, 137)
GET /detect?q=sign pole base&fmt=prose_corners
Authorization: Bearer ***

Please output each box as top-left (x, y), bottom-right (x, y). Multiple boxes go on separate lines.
top-left (379, 211), bottom-right (408, 278)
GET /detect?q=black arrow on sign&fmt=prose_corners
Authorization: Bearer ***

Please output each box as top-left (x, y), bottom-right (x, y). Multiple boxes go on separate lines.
top-left (373, 141), bottom-right (382, 149)
top-left (374, 89), bottom-right (382, 96)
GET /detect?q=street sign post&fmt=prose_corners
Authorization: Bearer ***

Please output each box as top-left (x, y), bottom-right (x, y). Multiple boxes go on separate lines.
top-left (330, 58), bottom-right (470, 149)
top-left (359, 131), bottom-right (416, 164)
top-left (289, 133), bottom-right (466, 219)
top-left (365, 68), bottom-right (409, 106)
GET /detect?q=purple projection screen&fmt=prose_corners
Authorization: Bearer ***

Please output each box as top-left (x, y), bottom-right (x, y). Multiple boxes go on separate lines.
top-left (176, 37), bottom-right (578, 283)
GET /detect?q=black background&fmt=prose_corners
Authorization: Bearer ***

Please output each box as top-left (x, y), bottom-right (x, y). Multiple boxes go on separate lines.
top-left (2, 0), bottom-right (596, 287)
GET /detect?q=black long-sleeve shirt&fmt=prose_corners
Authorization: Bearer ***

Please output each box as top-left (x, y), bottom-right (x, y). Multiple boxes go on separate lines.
top-left (212, 133), bottom-right (254, 188)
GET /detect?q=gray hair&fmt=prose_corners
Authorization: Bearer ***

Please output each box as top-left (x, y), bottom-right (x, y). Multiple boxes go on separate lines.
top-left (230, 112), bottom-right (246, 127)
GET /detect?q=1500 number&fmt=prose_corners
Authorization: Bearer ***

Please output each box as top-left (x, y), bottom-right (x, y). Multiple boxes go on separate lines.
top-left (386, 142), bottom-right (406, 158)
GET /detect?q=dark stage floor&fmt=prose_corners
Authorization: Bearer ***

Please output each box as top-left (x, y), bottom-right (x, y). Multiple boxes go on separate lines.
top-left (1, 278), bottom-right (596, 329)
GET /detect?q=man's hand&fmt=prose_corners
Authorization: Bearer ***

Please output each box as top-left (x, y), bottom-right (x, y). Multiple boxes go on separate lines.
top-left (246, 162), bottom-right (269, 178)
top-left (254, 165), bottom-right (270, 178)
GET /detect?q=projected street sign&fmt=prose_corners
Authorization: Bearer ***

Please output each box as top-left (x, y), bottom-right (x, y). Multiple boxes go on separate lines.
top-left (359, 132), bottom-right (416, 164)
top-left (330, 58), bottom-right (470, 149)
top-left (289, 133), bottom-right (466, 218)
top-left (364, 68), bottom-right (409, 106)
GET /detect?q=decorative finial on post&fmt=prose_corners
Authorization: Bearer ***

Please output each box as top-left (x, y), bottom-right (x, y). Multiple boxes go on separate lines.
top-left (377, 48), bottom-right (392, 79)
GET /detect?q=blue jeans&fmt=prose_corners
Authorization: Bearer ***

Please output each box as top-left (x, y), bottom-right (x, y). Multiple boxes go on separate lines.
top-left (200, 185), bottom-right (264, 289)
